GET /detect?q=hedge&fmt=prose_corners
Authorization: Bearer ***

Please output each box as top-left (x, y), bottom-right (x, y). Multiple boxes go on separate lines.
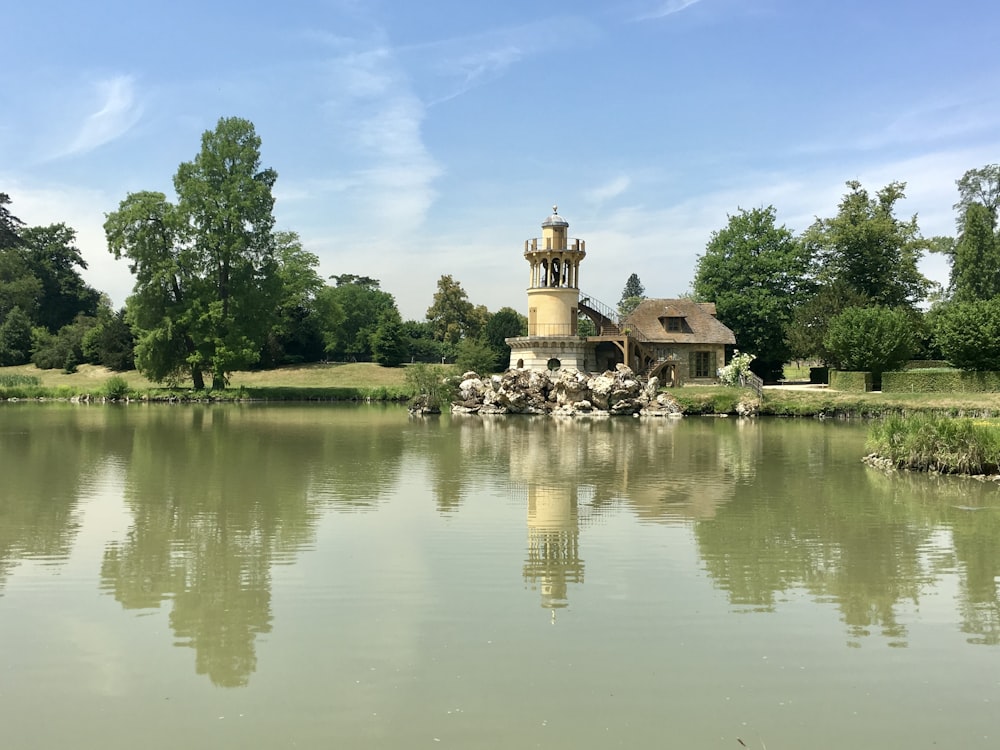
top-left (881, 369), bottom-right (1000, 393)
top-left (829, 370), bottom-right (872, 392)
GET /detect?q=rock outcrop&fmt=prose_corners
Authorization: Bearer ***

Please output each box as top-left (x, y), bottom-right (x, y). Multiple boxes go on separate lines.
top-left (452, 364), bottom-right (682, 417)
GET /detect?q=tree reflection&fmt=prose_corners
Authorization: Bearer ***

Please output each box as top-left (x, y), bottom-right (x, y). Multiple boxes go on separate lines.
top-left (99, 405), bottom-right (404, 687)
top-left (0, 406), bottom-right (134, 590)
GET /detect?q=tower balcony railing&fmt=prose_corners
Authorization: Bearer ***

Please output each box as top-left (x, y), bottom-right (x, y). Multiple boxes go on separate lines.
top-left (525, 323), bottom-right (580, 337)
top-left (524, 237), bottom-right (586, 253)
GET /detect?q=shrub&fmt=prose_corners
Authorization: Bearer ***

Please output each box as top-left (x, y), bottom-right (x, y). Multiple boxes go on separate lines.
top-left (718, 351), bottom-right (755, 387)
top-left (104, 375), bottom-right (131, 400)
top-left (867, 414), bottom-right (1000, 474)
top-left (404, 363), bottom-right (457, 411)
top-left (824, 306), bottom-right (915, 386)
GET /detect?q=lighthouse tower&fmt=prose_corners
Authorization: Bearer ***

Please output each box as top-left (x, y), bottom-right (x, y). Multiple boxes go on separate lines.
top-left (506, 207), bottom-right (591, 371)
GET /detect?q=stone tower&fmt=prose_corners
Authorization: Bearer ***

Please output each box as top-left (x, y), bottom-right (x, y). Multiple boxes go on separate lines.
top-left (506, 207), bottom-right (591, 371)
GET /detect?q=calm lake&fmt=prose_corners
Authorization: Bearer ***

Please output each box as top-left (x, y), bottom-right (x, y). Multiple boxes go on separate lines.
top-left (1, 404), bottom-right (999, 749)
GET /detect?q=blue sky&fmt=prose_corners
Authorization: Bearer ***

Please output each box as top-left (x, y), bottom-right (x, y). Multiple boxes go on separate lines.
top-left (3, 0), bottom-right (999, 320)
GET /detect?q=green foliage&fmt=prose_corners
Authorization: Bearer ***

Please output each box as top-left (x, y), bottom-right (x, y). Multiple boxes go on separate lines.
top-left (950, 202), bottom-right (1000, 302)
top-left (482, 306), bottom-right (526, 370)
top-left (930, 299), bottom-right (1000, 371)
top-left (318, 277), bottom-right (399, 361)
top-left (454, 337), bottom-right (500, 375)
top-left (81, 306), bottom-right (135, 371)
top-left (786, 279), bottom-right (868, 363)
top-left (105, 190), bottom-right (199, 385)
top-left (30, 315), bottom-right (96, 371)
top-left (262, 231), bottom-right (325, 367)
top-left (577, 315), bottom-right (596, 338)
top-left (0, 193), bottom-right (24, 250)
top-left (694, 205), bottom-right (809, 375)
top-left (824, 306), bottom-right (915, 382)
top-left (0, 305), bottom-right (33, 365)
top-left (17, 223), bottom-right (100, 332)
top-left (425, 275), bottom-right (486, 345)
top-left (867, 414), bottom-right (1000, 474)
top-left (371, 309), bottom-right (407, 367)
top-left (401, 320), bottom-right (446, 363)
top-left (621, 272), bottom-right (645, 300)
top-left (804, 180), bottom-right (930, 308)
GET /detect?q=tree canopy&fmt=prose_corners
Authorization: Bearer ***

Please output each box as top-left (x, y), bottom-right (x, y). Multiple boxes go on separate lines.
top-left (804, 181), bottom-right (930, 309)
top-left (954, 164), bottom-right (1000, 230)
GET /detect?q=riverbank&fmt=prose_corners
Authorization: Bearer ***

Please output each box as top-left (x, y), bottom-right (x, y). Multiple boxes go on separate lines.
top-left (5, 363), bottom-right (1000, 417)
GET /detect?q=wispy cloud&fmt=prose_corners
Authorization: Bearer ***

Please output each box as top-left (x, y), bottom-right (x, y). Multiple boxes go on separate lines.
top-left (399, 17), bottom-right (601, 106)
top-left (585, 176), bottom-right (631, 204)
top-left (636, 0), bottom-right (706, 21)
top-left (319, 38), bottom-right (442, 233)
top-left (54, 75), bottom-right (142, 159)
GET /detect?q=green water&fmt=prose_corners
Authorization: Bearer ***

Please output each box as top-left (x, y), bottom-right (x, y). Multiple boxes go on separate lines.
top-left (1, 404), bottom-right (999, 749)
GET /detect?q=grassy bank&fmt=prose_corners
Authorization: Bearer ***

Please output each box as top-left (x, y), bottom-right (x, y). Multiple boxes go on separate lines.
top-left (675, 384), bottom-right (1000, 418)
top-left (866, 413), bottom-right (1000, 475)
top-left (0, 363), bottom-right (417, 402)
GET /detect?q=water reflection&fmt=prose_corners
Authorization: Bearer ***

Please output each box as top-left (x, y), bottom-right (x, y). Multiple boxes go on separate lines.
top-left (95, 404), bottom-right (407, 686)
top-left (3, 405), bottom-right (1000, 697)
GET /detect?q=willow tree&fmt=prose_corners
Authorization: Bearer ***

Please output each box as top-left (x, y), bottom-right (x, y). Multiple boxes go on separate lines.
top-left (105, 117), bottom-right (281, 389)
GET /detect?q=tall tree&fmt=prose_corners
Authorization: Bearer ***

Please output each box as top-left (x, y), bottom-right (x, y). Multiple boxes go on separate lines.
top-left (693, 206), bottom-right (810, 379)
top-left (951, 202), bottom-right (1000, 302)
top-left (618, 273), bottom-right (646, 318)
top-left (174, 117), bottom-right (280, 388)
top-left (426, 275), bottom-right (477, 346)
top-left (0, 193), bottom-right (24, 250)
top-left (106, 117), bottom-right (282, 388)
top-left (804, 181), bottom-right (930, 309)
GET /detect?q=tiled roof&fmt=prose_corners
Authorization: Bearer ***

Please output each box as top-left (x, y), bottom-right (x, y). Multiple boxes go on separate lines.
top-left (625, 298), bottom-right (736, 346)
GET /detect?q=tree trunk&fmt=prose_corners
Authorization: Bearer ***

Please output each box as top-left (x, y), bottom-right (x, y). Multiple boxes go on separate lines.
top-left (192, 368), bottom-right (205, 390)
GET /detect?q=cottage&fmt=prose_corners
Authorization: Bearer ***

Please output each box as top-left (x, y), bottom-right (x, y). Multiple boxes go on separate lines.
top-left (619, 299), bottom-right (736, 386)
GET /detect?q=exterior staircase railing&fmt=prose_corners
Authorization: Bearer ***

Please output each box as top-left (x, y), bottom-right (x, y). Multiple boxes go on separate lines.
top-left (577, 292), bottom-right (652, 345)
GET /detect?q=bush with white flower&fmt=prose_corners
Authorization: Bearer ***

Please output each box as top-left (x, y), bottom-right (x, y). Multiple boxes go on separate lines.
top-left (718, 351), bottom-right (756, 387)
